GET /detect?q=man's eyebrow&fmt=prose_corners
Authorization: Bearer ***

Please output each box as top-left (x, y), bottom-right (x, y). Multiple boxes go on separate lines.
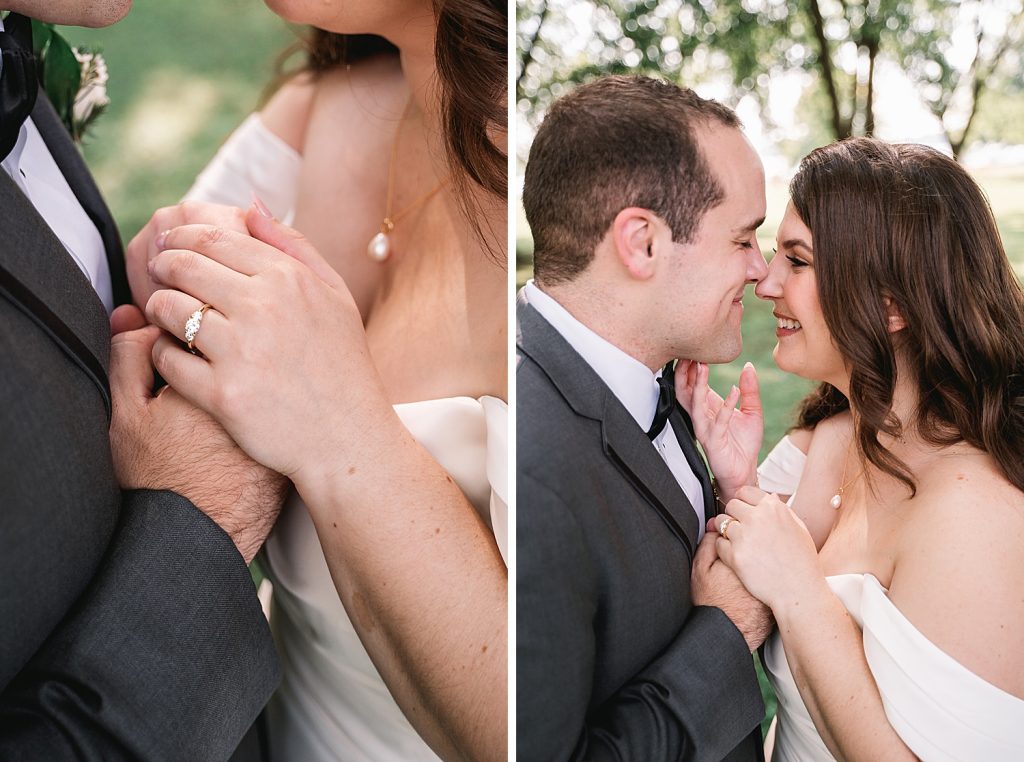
top-left (781, 237), bottom-right (814, 252)
top-left (733, 217), bottom-right (765, 234)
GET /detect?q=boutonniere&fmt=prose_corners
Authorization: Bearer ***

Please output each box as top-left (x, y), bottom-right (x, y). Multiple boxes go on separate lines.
top-left (31, 21), bottom-right (109, 144)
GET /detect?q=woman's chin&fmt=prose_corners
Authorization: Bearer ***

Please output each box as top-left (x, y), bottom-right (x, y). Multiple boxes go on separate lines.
top-left (772, 346), bottom-right (808, 379)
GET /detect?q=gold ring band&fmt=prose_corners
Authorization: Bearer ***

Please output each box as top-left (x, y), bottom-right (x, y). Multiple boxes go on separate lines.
top-left (719, 516), bottom-right (737, 539)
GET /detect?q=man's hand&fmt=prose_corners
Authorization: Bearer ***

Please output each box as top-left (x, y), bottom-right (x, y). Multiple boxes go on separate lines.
top-left (126, 202), bottom-right (250, 313)
top-left (691, 531), bottom-right (773, 652)
top-left (109, 315), bottom-right (287, 564)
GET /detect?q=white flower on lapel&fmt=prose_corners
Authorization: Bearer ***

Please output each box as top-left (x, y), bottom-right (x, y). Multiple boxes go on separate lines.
top-left (72, 49), bottom-right (110, 133)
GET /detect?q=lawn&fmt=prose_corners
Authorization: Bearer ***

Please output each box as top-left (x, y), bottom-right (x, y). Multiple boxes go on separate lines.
top-left (61, 1), bottom-right (294, 243)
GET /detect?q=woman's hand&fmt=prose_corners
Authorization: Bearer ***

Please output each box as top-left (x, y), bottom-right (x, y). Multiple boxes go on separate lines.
top-left (142, 205), bottom-right (393, 484)
top-left (709, 485), bottom-right (822, 614)
top-left (675, 359), bottom-right (762, 501)
top-left (125, 202), bottom-right (251, 313)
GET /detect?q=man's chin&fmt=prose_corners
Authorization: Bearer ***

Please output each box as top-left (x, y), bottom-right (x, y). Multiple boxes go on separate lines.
top-left (16, 0), bottom-right (133, 28)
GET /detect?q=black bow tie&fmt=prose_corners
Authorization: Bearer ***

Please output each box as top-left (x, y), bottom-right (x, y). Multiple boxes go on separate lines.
top-left (0, 13), bottom-right (38, 162)
top-left (647, 362), bottom-right (676, 440)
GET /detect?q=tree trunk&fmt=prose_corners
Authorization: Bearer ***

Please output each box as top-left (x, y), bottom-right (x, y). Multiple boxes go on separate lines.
top-left (864, 38), bottom-right (878, 137)
top-left (807, 0), bottom-right (848, 139)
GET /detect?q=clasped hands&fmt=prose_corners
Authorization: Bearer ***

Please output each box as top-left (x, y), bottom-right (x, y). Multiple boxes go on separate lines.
top-left (679, 358), bottom-right (821, 641)
top-left (111, 201), bottom-right (389, 562)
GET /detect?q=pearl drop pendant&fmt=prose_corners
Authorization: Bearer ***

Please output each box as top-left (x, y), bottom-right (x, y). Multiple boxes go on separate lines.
top-left (830, 494), bottom-right (842, 509)
top-left (368, 231), bottom-right (391, 262)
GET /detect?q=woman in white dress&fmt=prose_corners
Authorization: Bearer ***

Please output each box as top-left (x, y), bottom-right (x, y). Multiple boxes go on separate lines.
top-left (114, 1), bottom-right (507, 760)
top-left (680, 138), bottom-right (1024, 761)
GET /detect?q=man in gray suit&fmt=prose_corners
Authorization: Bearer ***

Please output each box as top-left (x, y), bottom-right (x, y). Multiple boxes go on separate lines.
top-left (517, 76), bottom-right (773, 760)
top-left (0, 3), bottom-right (284, 757)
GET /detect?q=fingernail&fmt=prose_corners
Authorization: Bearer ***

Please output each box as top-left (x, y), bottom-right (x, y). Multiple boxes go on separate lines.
top-left (251, 192), bottom-right (273, 219)
top-left (155, 229), bottom-right (170, 250)
top-left (744, 361), bottom-right (754, 371)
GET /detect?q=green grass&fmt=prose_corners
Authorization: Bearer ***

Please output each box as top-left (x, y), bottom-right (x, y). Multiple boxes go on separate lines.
top-left (61, 1), bottom-right (294, 243)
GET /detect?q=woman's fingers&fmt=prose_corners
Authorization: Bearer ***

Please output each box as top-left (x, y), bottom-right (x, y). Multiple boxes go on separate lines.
top-left (675, 360), bottom-right (693, 410)
top-left (145, 289), bottom-right (232, 359)
top-left (738, 361), bottom-right (762, 417)
top-left (149, 247), bottom-right (248, 313)
top-left (159, 224), bottom-right (279, 276)
top-left (714, 384), bottom-right (741, 431)
top-left (245, 204), bottom-right (343, 288)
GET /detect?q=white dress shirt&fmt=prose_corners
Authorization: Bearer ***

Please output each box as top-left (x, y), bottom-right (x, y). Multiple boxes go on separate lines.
top-left (0, 16), bottom-right (113, 313)
top-left (524, 280), bottom-right (706, 539)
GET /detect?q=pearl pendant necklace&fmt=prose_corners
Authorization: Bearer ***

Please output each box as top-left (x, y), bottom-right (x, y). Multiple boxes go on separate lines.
top-left (367, 98), bottom-right (447, 263)
top-left (367, 220), bottom-right (395, 262)
top-left (831, 446), bottom-right (864, 510)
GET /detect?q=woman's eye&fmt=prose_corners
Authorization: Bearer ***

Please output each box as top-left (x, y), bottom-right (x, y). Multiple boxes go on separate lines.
top-left (786, 254), bottom-right (808, 268)
top-left (737, 240), bottom-right (754, 250)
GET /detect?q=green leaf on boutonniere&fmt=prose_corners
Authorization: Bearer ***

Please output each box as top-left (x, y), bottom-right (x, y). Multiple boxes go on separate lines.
top-left (32, 21), bottom-right (81, 130)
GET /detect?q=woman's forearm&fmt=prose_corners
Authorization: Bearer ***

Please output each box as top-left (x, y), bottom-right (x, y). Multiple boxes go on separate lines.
top-left (295, 411), bottom-right (507, 762)
top-left (774, 580), bottom-right (917, 762)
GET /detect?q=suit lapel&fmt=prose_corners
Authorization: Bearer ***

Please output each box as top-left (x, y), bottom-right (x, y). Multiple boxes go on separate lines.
top-left (518, 299), bottom-right (699, 556)
top-left (31, 92), bottom-right (130, 306)
top-left (0, 171), bottom-right (111, 419)
top-left (669, 407), bottom-right (716, 524)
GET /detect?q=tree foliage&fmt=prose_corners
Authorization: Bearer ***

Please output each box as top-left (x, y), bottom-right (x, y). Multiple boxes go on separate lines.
top-left (517, 0), bottom-right (1024, 158)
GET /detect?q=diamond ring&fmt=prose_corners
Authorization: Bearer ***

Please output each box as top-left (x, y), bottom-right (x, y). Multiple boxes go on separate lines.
top-left (718, 516), bottom-right (737, 539)
top-left (184, 303), bottom-right (212, 354)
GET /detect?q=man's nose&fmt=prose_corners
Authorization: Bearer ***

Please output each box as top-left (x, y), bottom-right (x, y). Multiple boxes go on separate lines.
top-left (747, 242), bottom-right (768, 283)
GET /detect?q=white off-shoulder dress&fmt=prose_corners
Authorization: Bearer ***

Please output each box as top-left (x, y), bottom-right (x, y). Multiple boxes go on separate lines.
top-left (186, 117), bottom-right (508, 761)
top-left (757, 437), bottom-right (1024, 762)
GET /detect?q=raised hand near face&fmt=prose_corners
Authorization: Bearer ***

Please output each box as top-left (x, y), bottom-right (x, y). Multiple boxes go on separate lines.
top-left (691, 529), bottom-right (774, 652)
top-left (709, 485), bottom-right (822, 615)
top-left (125, 201), bottom-right (252, 314)
top-left (109, 306), bottom-right (288, 564)
top-left (675, 359), bottom-right (763, 502)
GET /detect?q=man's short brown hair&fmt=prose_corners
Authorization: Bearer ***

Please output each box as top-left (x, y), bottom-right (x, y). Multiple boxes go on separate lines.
top-left (523, 75), bottom-right (740, 285)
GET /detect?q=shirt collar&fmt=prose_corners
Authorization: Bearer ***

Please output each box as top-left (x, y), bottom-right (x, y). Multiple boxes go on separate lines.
top-left (524, 279), bottom-right (662, 430)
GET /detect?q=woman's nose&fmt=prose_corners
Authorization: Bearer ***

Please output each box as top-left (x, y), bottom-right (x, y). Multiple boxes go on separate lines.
top-left (755, 255), bottom-right (784, 300)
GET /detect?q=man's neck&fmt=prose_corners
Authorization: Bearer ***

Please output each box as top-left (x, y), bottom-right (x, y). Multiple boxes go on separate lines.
top-left (537, 280), bottom-right (666, 372)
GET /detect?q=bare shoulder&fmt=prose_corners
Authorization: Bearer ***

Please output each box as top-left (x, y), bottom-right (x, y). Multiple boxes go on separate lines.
top-left (307, 54), bottom-right (407, 133)
top-left (889, 451), bottom-right (1024, 697)
top-left (260, 56), bottom-right (407, 158)
top-left (803, 411), bottom-right (854, 459)
top-left (785, 426), bottom-right (813, 455)
top-left (259, 72), bottom-right (317, 154)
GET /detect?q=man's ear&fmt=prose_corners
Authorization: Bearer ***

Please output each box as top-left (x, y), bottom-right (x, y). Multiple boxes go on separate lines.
top-left (882, 295), bottom-right (907, 333)
top-left (611, 207), bottom-right (661, 280)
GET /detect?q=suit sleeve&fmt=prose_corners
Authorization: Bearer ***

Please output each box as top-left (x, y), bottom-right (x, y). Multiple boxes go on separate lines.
top-left (517, 473), bottom-right (764, 762)
top-left (0, 489), bottom-right (280, 761)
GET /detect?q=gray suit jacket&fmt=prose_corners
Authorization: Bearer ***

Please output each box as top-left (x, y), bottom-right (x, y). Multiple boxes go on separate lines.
top-left (0, 93), bottom-right (279, 759)
top-left (517, 296), bottom-right (764, 761)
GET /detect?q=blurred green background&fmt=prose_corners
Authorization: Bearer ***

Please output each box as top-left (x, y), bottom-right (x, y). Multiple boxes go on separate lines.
top-left (63, 0), bottom-right (294, 242)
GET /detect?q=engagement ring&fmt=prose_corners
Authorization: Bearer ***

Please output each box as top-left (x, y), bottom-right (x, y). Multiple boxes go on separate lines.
top-left (184, 303), bottom-right (212, 354)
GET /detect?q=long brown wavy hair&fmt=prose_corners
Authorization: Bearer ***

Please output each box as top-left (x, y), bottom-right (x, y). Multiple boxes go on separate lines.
top-left (791, 138), bottom-right (1024, 495)
top-left (278, 1), bottom-right (506, 249)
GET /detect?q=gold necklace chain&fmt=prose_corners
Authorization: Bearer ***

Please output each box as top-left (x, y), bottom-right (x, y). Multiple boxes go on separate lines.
top-left (830, 443), bottom-right (865, 510)
top-left (367, 98), bottom-right (448, 262)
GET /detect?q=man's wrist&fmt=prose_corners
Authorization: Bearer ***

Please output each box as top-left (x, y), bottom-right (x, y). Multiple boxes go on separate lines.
top-left (713, 471), bottom-right (759, 506)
